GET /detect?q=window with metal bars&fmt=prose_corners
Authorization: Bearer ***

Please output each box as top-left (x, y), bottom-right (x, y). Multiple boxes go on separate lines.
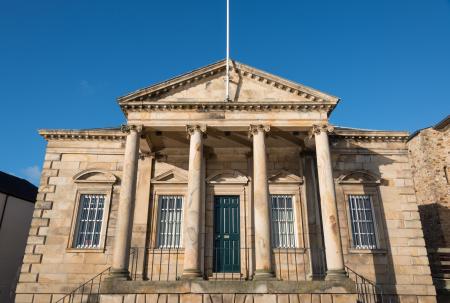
top-left (348, 195), bottom-right (378, 249)
top-left (157, 195), bottom-right (183, 248)
top-left (270, 195), bottom-right (297, 248)
top-left (73, 194), bottom-right (105, 248)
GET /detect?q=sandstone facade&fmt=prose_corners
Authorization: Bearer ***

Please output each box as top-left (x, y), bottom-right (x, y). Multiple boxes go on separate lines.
top-left (15, 60), bottom-right (436, 303)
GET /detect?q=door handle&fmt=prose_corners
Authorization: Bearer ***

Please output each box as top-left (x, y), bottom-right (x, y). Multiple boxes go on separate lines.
top-left (223, 235), bottom-right (230, 239)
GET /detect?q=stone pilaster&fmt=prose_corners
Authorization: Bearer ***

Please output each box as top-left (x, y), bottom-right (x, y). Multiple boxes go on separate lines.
top-left (130, 151), bottom-right (154, 280)
top-left (249, 124), bottom-right (274, 278)
top-left (182, 125), bottom-right (206, 278)
top-left (311, 124), bottom-right (346, 279)
top-left (110, 124), bottom-right (142, 279)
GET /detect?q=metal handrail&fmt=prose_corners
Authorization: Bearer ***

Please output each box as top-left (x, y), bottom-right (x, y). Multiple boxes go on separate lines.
top-left (54, 267), bottom-right (111, 303)
top-left (145, 247), bottom-right (183, 281)
top-left (345, 265), bottom-right (394, 303)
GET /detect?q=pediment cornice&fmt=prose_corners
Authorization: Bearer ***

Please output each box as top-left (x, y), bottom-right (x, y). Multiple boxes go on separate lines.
top-left (336, 170), bottom-right (381, 185)
top-left (120, 101), bottom-right (337, 113)
top-left (118, 60), bottom-right (339, 114)
top-left (73, 169), bottom-right (117, 184)
top-left (206, 170), bottom-right (249, 184)
top-left (151, 168), bottom-right (188, 184)
top-left (268, 170), bottom-right (304, 184)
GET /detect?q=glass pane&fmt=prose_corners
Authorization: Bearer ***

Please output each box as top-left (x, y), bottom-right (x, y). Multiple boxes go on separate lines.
top-left (74, 194), bottom-right (105, 248)
top-left (158, 196), bottom-right (183, 248)
top-left (270, 195), bottom-right (296, 248)
top-left (348, 195), bottom-right (377, 249)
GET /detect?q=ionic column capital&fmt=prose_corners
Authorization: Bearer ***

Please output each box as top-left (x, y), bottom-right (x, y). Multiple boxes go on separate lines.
top-left (309, 123), bottom-right (334, 138)
top-left (186, 125), bottom-right (207, 138)
top-left (248, 124), bottom-right (270, 137)
top-left (121, 124), bottom-right (143, 134)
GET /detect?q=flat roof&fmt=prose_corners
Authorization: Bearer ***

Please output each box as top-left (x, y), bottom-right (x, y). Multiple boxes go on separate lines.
top-left (0, 171), bottom-right (38, 203)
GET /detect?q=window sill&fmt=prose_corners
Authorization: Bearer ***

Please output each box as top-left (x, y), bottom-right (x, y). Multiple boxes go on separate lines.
top-left (272, 248), bottom-right (306, 254)
top-left (66, 248), bottom-right (105, 253)
top-left (348, 248), bottom-right (387, 255)
top-left (147, 248), bottom-right (185, 253)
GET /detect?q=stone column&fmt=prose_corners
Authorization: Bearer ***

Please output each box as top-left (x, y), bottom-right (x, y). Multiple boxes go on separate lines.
top-left (312, 124), bottom-right (346, 279)
top-left (249, 124), bottom-right (274, 278)
top-left (130, 152), bottom-right (153, 280)
top-left (110, 125), bottom-right (142, 279)
top-left (182, 125), bottom-right (206, 278)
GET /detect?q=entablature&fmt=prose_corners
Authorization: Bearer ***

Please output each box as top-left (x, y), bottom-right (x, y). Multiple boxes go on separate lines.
top-left (39, 129), bottom-right (126, 141)
top-left (120, 101), bottom-right (337, 114)
top-left (331, 128), bottom-right (409, 143)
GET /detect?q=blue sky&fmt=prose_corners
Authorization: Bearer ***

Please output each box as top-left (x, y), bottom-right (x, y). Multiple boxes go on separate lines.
top-left (1, 0), bottom-right (449, 185)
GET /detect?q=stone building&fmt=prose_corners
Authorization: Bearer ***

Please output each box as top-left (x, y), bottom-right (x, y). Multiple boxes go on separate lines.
top-left (408, 116), bottom-right (450, 297)
top-left (15, 60), bottom-right (437, 302)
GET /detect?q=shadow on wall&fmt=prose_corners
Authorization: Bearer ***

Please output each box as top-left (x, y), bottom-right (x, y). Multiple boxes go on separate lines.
top-left (418, 203), bottom-right (447, 250)
top-left (418, 203), bottom-right (450, 294)
top-left (330, 141), bottom-right (399, 299)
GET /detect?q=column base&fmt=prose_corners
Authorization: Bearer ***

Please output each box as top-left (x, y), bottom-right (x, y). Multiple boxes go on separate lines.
top-left (181, 269), bottom-right (203, 280)
top-left (253, 270), bottom-right (275, 280)
top-left (105, 268), bottom-right (131, 281)
top-left (308, 273), bottom-right (327, 281)
top-left (325, 269), bottom-right (347, 280)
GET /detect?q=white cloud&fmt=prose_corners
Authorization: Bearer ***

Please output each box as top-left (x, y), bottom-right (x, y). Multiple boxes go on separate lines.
top-left (21, 165), bottom-right (41, 185)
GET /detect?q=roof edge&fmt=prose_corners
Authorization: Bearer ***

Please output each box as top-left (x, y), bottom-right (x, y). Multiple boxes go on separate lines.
top-left (334, 126), bottom-right (409, 136)
top-left (332, 126), bottom-right (409, 142)
top-left (117, 59), bottom-right (340, 104)
top-left (433, 115), bottom-right (450, 130)
top-left (0, 171), bottom-right (38, 202)
top-left (117, 59), bottom-right (226, 102)
top-left (39, 127), bottom-right (126, 141)
top-left (407, 114), bottom-right (450, 142)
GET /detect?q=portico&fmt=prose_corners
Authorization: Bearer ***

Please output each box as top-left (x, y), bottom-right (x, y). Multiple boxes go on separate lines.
top-left (104, 60), bottom-right (348, 282)
top-left (112, 127), bottom-right (343, 281)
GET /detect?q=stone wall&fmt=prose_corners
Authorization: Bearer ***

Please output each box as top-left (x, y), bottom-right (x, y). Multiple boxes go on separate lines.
top-left (407, 121), bottom-right (450, 248)
top-left (98, 293), bottom-right (356, 303)
top-left (15, 132), bottom-right (438, 302)
top-left (16, 137), bottom-right (125, 301)
top-left (331, 137), bottom-right (435, 297)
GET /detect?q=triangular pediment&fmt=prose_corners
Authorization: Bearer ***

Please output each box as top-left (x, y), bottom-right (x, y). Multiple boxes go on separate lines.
top-left (269, 170), bottom-right (303, 184)
top-left (206, 170), bottom-right (249, 184)
top-left (118, 60), bottom-right (339, 105)
top-left (151, 169), bottom-right (188, 184)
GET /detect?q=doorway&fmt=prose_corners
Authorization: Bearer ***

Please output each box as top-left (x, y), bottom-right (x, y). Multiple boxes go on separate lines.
top-left (213, 195), bottom-right (240, 273)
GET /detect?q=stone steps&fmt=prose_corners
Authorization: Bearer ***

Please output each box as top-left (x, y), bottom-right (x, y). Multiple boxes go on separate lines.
top-left (430, 248), bottom-right (450, 294)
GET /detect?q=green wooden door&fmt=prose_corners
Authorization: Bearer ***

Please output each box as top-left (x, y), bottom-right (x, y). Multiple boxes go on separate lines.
top-left (213, 196), bottom-right (240, 273)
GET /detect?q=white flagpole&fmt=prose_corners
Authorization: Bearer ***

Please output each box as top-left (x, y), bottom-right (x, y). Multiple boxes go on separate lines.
top-left (225, 0), bottom-right (230, 101)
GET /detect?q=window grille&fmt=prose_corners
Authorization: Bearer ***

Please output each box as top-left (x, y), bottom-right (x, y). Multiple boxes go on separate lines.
top-left (270, 195), bottom-right (296, 248)
top-left (348, 195), bottom-right (378, 249)
top-left (157, 195), bottom-right (183, 248)
top-left (74, 194), bottom-right (105, 248)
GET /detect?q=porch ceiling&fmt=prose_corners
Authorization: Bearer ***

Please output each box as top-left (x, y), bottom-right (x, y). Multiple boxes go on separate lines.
top-left (143, 130), bottom-right (307, 151)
